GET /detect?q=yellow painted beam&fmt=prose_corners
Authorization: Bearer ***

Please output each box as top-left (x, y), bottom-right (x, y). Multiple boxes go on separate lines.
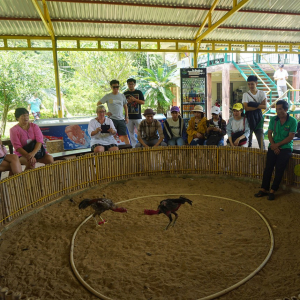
top-left (196, 0), bottom-right (251, 43)
top-left (194, 0), bottom-right (220, 39)
top-left (1, 35), bottom-right (299, 53)
top-left (42, 0), bottom-right (55, 35)
top-left (31, 0), bottom-right (55, 39)
top-left (233, 0), bottom-right (237, 7)
top-left (52, 39), bottom-right (62, 118)
top-left (194, 42), bottom-right (198, 68)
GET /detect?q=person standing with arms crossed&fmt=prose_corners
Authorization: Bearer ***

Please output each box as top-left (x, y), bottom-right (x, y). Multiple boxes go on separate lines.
top-left (274, 64), bottom-right (289, 99)
top-left (97, 80), bottom-right (130, 145)
top-left (242, 75), bottom-right (267, 149)
top-left (124, 78), bottom-right (145, 148)
top-left (255, 100), bottom-right (297, 200)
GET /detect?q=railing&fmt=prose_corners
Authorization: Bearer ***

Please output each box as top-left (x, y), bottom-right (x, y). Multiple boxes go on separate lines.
top-left (263, 89), bottom-right (300, 115)
top-left (1, 147), bottom-right (300, 228)
top-left (239, 57), bottom-right (272, 95)
top-left (260, 54), bottom-right (294, 90)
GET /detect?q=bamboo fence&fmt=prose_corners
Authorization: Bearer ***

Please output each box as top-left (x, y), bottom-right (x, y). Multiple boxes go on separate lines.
top-left (0, 146), bottom-right (300, 227)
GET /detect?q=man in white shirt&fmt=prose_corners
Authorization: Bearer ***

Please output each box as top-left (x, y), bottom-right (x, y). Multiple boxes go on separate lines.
top-left (242, 75), bottom-right (266, 150)
top-left (274, 64), bottom-right (288, 99)
top-left (97, 79), bottom-right (130, 144)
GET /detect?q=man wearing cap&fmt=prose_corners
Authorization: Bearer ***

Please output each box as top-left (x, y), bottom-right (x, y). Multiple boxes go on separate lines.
top-left (124, 78), bottom-right (145, 148)
top-left (97, 79), bottom-right (130, 144)
top-left (186, 105), bottom-right (207, 145)
top-left (274, 64), bottom-right (289, 99)
top-left (242, 75), bottom-right (267, 149)
top-left (255, 100), bottom-right (297, 201)
top-left (136, 109), bottom-right (167, 148)
top-left (204, 106), bottom-right (226, 146)
top-left (163, 106), bottom-right (187, 146)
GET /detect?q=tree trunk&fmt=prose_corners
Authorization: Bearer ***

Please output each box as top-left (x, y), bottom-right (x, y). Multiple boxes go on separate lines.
top-left (157, 102), bottom-right (164, 114)
top-left (0, 103), bottom-right (9, 137)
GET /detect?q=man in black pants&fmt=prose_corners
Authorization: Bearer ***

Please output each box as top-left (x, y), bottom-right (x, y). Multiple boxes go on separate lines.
top-left (255, 100), bottom-right (297, 200)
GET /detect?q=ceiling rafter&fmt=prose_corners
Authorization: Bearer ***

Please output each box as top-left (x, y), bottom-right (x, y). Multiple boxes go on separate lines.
top-left (196, 0), bottom-right (251, 43)
top-left (1, 17), bottom-right (299, 32)
top-left (194, 0), bottom-right (220, 39)
top-left (39, 0), bottom-right (300, 16)
top-left (32, 0), bottom-right (55, 39)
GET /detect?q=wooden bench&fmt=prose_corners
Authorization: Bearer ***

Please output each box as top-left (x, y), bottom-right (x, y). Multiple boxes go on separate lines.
top-left (1, 139), bottom-right (14, 154)
top-left (51, 144), bottom-right (132, 160)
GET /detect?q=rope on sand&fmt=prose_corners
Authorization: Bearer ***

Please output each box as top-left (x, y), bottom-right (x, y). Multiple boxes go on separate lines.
top-left (70, 193), bottom-right (274, 300)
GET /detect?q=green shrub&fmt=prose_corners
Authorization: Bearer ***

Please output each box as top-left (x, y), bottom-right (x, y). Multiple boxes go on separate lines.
top-left (7, 110), bottom-right (16, 122)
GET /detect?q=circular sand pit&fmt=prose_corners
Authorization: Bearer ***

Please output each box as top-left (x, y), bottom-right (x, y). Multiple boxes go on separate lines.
top-left (1, 175), bottom-right (300, 300)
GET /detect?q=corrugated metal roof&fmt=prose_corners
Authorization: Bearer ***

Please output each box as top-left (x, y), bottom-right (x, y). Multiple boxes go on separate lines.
top-left (206, 28), bottom-right (300, 43)
top-left (0, 0), bottom-right (299, 43)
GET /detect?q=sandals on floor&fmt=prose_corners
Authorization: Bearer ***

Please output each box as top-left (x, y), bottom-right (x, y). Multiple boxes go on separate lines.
top-left (268, 193), bottom-right (275, 201)
top-left (254, 190), bottom-right (268, 197)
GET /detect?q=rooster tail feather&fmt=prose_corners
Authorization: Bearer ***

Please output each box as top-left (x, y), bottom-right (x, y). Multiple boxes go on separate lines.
top-left (112, 207), bottom-right (127, 213)
top-left (144, 209), bottom-right (160, 215)
top-left (78, 199), bottom-right (92, 210)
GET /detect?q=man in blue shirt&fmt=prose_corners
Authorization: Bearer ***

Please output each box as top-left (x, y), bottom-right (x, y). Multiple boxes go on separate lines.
top-left (255, 100), bottom-right (297, 200)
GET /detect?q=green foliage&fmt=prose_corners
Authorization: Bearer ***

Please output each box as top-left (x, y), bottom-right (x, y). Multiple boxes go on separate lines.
top-left (132, 52), bottom-right (163, 76)
top-left (0, 51), bottom-right (54, 134)
top-left (141, 67), bottom-right (177, 113)
top-left (59, 46), bottom-right (138, 108)
top-left (6, 110), bottom-right (16, 122)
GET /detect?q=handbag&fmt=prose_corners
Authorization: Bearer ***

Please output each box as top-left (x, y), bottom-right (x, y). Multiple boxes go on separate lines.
top-left (23, 140), bottom-right (46, 159)
top-left (206, 134), bottom-right (222, 145)
top-left (231, 131), bottom-right (247, 146)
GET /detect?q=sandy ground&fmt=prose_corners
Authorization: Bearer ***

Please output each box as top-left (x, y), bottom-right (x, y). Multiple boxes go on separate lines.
top-left (0, 175), bottom-right (300, 300)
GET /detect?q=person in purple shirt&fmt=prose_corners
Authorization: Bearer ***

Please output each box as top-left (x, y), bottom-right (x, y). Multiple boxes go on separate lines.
top-left (10, 108), bottom-right (53, 170)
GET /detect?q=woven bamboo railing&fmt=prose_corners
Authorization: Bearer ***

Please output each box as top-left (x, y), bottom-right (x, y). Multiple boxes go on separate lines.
top-left (0, 146), bottom-right (300, 227)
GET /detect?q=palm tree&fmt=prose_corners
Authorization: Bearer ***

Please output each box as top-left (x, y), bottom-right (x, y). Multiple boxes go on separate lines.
top-left (142, 67), bottom-right (177, 113)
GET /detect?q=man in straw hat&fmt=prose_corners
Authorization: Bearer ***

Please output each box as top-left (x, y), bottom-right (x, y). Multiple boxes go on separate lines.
top-left (255, 100), bottom-right (297, 201)
top-left (136, 108), bottom-right (167, 148)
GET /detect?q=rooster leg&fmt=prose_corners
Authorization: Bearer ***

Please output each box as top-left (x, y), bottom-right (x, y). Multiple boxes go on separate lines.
top-left (99, 216), bottom-right (108, 224)
top-left (93, 216), bottom-right (99, 227)
top-left (165, 214), bottom-right (173, 230)
top-left (171, 212), bottom-right (179, 227)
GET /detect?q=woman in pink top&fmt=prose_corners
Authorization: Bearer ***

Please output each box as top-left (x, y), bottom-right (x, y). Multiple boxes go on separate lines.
top-left (0, 138), bottom-right (22, 176)
top-left (10, 108), bottom-right (53, 170)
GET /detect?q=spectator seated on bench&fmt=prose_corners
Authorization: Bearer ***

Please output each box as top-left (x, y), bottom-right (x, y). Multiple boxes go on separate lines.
top-left (88, 105), bottom-right (119, 153)
top-left (0, 138), bottom-right (22, 179)
top-left (10, 108), bottom-right (54, 170)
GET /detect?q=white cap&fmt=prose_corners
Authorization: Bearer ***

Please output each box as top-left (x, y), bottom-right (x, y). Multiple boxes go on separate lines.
top-left (211, 106), bottom-right (220, 115)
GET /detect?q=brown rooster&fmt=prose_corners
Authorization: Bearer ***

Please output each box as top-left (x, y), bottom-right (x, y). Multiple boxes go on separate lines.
top-left (144, 196), bottom-right (192, 230)
top-left (79, 197), bottom-right (127, 226)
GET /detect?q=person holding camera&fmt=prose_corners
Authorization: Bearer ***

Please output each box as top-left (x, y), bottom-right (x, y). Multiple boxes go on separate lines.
top-left (88, 105), bottom-right (119, 153)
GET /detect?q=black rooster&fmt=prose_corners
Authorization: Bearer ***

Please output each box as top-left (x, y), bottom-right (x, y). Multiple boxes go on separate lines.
top-left (79, 197), bottom-right (127, 226)
top-left (144, 196), bottom-right (192, 230)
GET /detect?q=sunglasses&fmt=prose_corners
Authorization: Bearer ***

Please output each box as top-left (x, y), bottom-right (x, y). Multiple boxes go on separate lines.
top-left (112, 86), bottom-right (119, 88)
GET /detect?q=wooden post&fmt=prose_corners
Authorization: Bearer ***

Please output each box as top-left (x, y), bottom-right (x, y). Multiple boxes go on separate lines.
top-left (292, 70), bottom-right (300, 102)
top-left (207, 72), bottom-right (212, 117)
top-left (222, 64), bottom-right (230, 121)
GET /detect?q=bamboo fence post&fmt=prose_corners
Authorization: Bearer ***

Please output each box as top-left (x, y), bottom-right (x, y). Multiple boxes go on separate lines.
top-left (0, 287), bottom-right (8, 299)
top-left (2, 184), bottom-right (12, 223)
top-left (12, 291), bottom-right (22, 300)
top-left (5, 290), bottom-right (13, 300)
